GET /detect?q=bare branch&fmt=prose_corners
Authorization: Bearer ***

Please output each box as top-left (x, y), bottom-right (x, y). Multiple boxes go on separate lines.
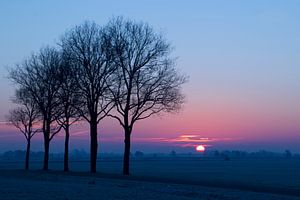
top-left (105, 17), bottom-right (187, 174)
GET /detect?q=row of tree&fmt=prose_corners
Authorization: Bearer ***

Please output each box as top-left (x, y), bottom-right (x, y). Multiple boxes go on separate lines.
top-left (7, 17), bottom-right (186, 175)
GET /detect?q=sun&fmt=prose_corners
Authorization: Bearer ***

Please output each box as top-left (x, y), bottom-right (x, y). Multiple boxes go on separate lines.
top-left (196, 145), bottom-right (205, 152)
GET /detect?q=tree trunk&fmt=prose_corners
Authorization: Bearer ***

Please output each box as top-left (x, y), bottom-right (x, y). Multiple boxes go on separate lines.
top-left (43, 120), bottom-right (50, 171)
top-left (43, 138), bottom-right (49, 170)
top-left (123, 127), bottom-right (131, 175)
top-left (90, 117), bottom-right (98, 173)
top-left (25, 139), bottom-right (30, 170)
top-left (64, 124), bottom-right (70, 172)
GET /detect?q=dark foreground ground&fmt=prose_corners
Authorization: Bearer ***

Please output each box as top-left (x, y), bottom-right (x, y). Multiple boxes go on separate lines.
top-left (0, 157), bottom-right (300, 199)
top-left (0, 169), bottom-right (299, 200)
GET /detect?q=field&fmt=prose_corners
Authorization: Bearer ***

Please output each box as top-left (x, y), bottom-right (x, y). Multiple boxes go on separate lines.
top-left (0, 157), bottom-right (300, 199)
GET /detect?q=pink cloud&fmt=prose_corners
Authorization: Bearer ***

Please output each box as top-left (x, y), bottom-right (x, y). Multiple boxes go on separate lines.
top-left (107, 134), bottom-right (243, 148)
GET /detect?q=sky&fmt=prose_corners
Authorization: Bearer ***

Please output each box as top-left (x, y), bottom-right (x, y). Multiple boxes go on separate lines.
top-left (0, 0), bottom-right (299, 153)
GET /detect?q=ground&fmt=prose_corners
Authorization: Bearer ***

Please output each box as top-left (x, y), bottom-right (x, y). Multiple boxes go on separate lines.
top-left (0, 170), bottom-right (299, 200)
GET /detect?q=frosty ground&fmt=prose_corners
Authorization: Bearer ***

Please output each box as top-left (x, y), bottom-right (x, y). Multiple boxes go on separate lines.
top-left (0, 157), bottom-right (300, 199)
top-left (0, 169), bottom-right (299, 200)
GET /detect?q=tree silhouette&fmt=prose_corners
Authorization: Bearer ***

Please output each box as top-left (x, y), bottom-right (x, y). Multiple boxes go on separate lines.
top-left (7, 18), bottom-right (187, 174)
top-left (6, 89), bottom-right (40, 170)
top-left (60, 22), bottom-right (116, 173)
top-left (285, 150), bottom-right (292, 159)
top-left (9, 47), bottom-right (63, 170)
top-left (55, 52), bottom-right (82, 172)
top-left (105, 17), bottom-right (187, 175)
top-left (135, 151), bottom-right (144, 158)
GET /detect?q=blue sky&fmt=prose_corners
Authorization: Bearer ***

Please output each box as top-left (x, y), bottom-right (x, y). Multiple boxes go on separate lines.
top-left (0, 1), bottom-right (299, 153)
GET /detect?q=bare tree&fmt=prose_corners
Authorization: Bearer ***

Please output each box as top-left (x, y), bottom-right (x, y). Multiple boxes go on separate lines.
top-left (105, 18), bottom-right (187, 175)
top-left (9, 47), bottom-right (63, 170)
top-left (56, 53), bottom-right (82, 172)
top-left (6, 89), bottom-right (40, 170)
top-left (61, 21), bottom-right (115, 173)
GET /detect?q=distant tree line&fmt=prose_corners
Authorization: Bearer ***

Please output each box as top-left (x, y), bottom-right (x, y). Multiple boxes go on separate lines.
top-left (0, 149), bottom-right (296, 163)
top-left (6, 17), bottom-right (187, 175)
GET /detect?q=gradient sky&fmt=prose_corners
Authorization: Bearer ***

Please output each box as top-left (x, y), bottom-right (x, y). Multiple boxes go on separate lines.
top-left (0, 0), bottom-right (299, 153)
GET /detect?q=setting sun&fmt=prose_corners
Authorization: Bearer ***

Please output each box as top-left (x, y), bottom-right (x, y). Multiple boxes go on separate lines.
top-left (196, 145), bottom-right (205, 152)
